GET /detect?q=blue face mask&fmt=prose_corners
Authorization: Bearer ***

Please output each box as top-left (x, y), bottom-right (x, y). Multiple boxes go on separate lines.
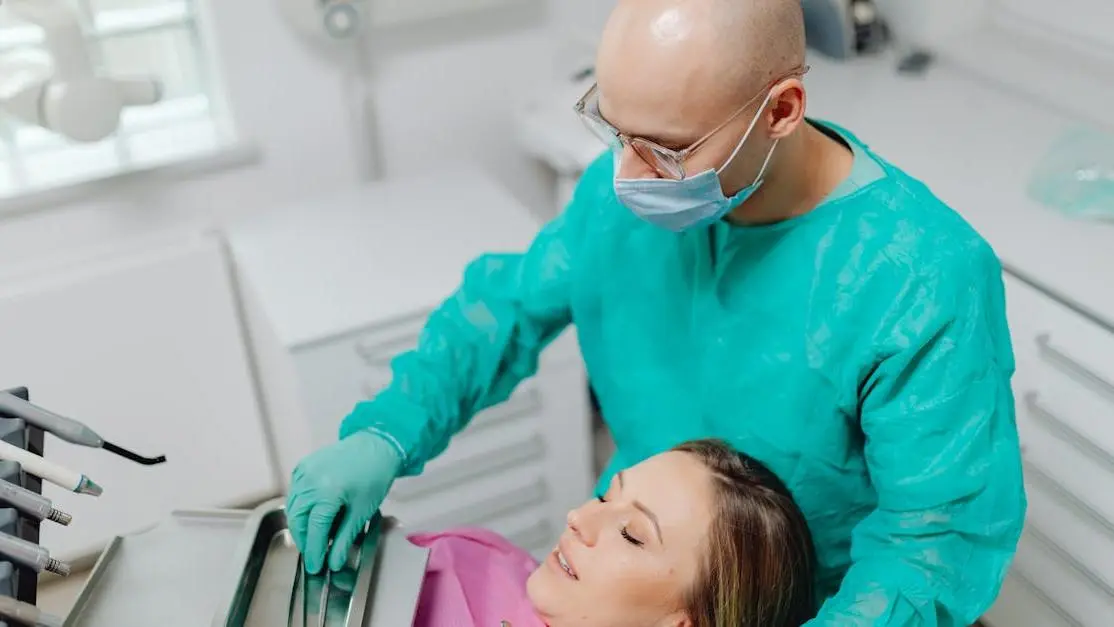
top-left (612, 94), bottom-right (779, 233)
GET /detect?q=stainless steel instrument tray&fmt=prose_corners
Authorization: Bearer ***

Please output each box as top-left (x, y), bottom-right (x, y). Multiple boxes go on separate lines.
top-left (213, 499), bottom-right (430, 627)
top-left (64, 508), bottom-right (253, 627)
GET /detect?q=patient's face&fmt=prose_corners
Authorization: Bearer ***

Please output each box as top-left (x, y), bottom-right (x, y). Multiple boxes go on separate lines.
top-left (526, 451), bottom-right (714, 627)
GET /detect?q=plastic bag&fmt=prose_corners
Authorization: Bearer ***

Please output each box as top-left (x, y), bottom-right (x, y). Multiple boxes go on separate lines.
top-left (1028, 124), bottom-right (1114, 220)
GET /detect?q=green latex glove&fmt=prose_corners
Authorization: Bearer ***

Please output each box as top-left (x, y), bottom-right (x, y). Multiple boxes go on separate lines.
top-left (286, 431), bottom-right (403, 574)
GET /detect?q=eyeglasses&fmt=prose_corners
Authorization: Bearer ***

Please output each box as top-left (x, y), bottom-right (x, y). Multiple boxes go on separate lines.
top-left (573, 65), bottom-right (809, 180)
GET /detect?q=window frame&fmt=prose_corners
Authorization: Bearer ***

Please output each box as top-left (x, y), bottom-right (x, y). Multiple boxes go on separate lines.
top-left (0, 0), bottom-right (252, 209)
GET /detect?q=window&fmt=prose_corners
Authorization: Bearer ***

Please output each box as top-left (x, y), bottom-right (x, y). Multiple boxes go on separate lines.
top-left (0, 0), bottom-right (236, 200)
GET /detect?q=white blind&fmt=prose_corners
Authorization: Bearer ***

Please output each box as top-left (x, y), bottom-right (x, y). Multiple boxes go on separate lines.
top-left (0, 0), bottom-right (233, 202)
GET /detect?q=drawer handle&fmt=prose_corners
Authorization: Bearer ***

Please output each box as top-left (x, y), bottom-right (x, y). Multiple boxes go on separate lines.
top-left (424, 477), bottom-right (549, 531)
top-left (1024, 392), bottom-right (1114, 473)
top-left (354, 335), bottom-right (419, 367)
top-left (1022, 459), bottom-right (1114, 539)
top-left (1009, 568), bottom-right (1084, 627)
top-left (1036, 333), bottom-right (1114, 402)
top-left (1027, 525), bottom-right (1114, 598)
top-left (390, 434), bottom-right (547, 502)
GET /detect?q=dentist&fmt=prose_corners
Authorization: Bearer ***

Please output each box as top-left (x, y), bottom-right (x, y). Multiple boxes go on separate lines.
top-left (287, 0), bottom-right (1025, 624)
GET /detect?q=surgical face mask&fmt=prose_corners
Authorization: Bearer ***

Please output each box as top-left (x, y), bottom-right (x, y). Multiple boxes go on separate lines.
top-left (612, 92), bottom-right (779, 233)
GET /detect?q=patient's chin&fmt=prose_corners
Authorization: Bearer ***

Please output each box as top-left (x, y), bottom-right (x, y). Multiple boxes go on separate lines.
top-left (525, 564), bottom-right (556, 617)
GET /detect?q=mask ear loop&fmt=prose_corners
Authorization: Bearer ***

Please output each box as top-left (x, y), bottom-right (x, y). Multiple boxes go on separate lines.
top-left (715, 89), bottom-right (777, 176)
top-left (749, 138), bottom-right (780, 187)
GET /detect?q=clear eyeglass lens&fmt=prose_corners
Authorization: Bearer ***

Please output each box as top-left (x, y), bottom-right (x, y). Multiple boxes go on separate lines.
top-left (578, 113), bottom-right (622, 151)
top-left (632, 140), bottom-right (684, 180)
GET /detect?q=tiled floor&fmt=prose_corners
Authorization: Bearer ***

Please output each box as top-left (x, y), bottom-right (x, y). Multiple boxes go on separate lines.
top-left (36, 570), bottom-right (90, 618)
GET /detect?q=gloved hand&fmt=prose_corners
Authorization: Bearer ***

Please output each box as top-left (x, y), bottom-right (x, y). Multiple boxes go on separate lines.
top-left (286, 431), bottom-right (403, 574)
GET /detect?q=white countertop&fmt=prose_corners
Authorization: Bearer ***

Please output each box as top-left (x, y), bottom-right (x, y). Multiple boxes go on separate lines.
top-left (515, 30), bottom-right (1114, 324)
top-left (226, 169), bottom-right (542, 347)
top-left (805, 49), bottom-right (1114, 325)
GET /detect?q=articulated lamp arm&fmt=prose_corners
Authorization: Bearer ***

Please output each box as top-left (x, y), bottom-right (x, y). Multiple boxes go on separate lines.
top-left (0, 0), bottom-right (163, 142)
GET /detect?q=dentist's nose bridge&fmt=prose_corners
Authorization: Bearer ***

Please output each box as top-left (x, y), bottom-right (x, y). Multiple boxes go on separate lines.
top-left (617, 144), bottom-right (657, 180)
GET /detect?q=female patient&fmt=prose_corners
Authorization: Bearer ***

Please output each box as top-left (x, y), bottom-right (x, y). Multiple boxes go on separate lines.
top-left (408, 438), bottom-right (817, 626)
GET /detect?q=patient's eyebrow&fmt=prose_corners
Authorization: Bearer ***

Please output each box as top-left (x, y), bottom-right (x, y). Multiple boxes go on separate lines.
top-left (617, 470), bottom-right (663, 543)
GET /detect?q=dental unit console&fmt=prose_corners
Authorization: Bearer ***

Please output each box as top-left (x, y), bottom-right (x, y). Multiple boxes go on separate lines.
top-left (0, 386), bottom-right (170, 624)
top-left (0, 388), bottom-right (64, 625)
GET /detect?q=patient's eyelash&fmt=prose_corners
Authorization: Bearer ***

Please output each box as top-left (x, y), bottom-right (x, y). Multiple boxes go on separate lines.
top-left (621, 527), bottom-right (644, 547)
top-left (597, 496), bottom-right (642, 546)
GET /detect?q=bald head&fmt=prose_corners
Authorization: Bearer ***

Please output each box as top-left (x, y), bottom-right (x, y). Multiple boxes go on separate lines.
top-left (709, 0), bottom-right (807, 91)
top-left (595, 0), bottom-right (806, 146)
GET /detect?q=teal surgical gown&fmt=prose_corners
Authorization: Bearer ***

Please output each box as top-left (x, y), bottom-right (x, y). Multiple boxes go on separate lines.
top-left (340, 121), bottom-right (1026, 625)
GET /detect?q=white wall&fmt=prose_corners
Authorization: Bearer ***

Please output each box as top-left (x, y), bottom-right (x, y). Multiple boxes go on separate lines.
top-left (0, 0), bottom-right (561, 266)
top-left (546, 0), bottom-right (612, 60)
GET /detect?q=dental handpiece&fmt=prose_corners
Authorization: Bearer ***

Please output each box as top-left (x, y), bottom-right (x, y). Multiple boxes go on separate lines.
top-left (0, 392), bottom-right (166, 465)
top-left (0, 479), bottom-right (71, 525)
top-left (0, 531), bottom-right (70, 576)
top-left (0, 439), bottom-right (102, 497)
top-left (0, 595), bottom-right (63, 627)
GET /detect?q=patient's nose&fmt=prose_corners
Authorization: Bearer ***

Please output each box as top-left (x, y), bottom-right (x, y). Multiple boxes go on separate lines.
top-left (566, 505), bottom-right (600, 546)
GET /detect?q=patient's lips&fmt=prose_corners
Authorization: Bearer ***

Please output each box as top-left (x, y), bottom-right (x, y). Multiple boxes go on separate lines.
top-left (553, 539), bottom-right (579, 580)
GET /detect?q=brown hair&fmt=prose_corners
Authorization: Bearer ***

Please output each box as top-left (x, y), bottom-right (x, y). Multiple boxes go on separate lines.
top-left (672, 439), bottom-right (817, 627)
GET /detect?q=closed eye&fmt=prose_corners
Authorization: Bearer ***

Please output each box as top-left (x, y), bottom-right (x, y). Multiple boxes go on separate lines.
top-left (621, 527), bottom-right (644, 547)
top-left (597, 495), bottom-right (644, 546)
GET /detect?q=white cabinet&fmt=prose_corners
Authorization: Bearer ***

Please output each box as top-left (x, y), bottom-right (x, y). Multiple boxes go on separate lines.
top-left (983, 274), bottom-right (1114, 627)
top-left (0, 232), bottom-right (278, 562)
top-left (293, 310), bottom-right (587, 557)
top-left (229, 169), bottom-right (595, 559)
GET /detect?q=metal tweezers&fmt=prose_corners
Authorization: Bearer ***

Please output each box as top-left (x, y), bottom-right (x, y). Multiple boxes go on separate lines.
top-left (289, 555), bottom-right (332, 627)
top-left (289, 555), bottom-right (306, 627)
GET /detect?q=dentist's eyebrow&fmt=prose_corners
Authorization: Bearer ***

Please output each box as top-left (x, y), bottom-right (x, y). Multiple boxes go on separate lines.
top-left (597, 97), bottom-right (693, 149)
top-left (617, 470), bottom-right (663, 543)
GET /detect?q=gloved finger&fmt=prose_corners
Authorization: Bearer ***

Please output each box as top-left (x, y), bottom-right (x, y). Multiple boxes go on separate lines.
top-left (328, 512), bottom-right (365, 572)
top-left (285, 491), bottom-right (311, 555)
top-left (304, 501), bottom-right (342, 575)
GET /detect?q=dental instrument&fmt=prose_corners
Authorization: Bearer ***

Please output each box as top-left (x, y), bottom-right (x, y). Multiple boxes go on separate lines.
top-left (0, 595), bottom-right (64, 627)
top-left (0, 392), bottom-right (166, 465)
top-left (0, 479), bottom-right (71, 526)
top-left (0, 439), bottom-right (102, 497)
top-left (0, 531), bottom-right (70, 576)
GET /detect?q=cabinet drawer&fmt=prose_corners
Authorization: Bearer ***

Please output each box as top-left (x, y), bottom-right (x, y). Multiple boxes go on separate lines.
top-left (1022, 459), bottom-right (1114, 591)
top-left (1005, 274), bottom-right (1114, 461)
top-left (350, 312), bottom-right (427, 365)
top-left (1017, 391), bottom-right (1114, 528)
top-left (293, 339), bottom-right (368, 447)
top-left (384, 462), bottom-right (550, 531)
top-left (1012, 526), bottom-right (1114, 626)
top-left (983, 572), bottom-right (1080, 627)
top-left (391, 418), bottom-right (545, 502)
top-left (1005, 274), bottom-right (1114, 390)
top-left (292, 311), bottom-right (429, 447)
